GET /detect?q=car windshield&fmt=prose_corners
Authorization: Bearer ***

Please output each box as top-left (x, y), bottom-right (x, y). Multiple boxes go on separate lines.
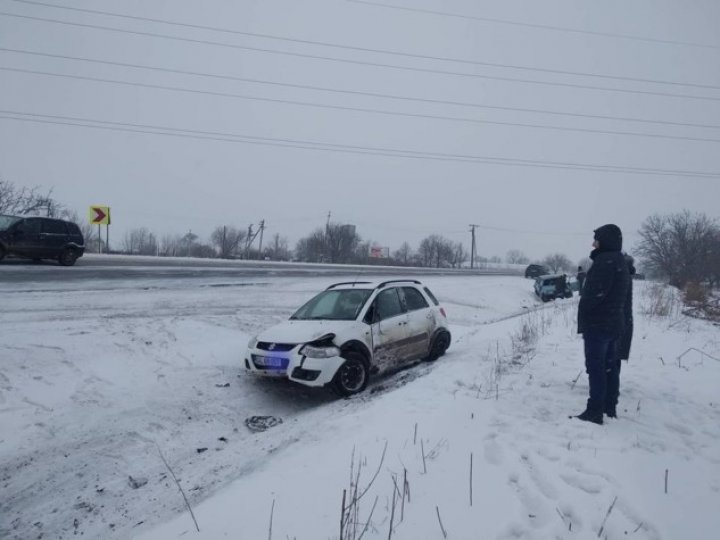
top-left (291, 289), bottom-right (372, 321)
top-left (0, 215), bottom-right (20, 231)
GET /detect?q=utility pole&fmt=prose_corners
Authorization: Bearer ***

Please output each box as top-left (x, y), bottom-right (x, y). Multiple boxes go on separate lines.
top-left (469, 224), bottom-right (478, 269)
top-left (245, 224), bottom-right (253, 259)
top-left (258, 220), bottom-right (265, 257)
top-left (324, 211), bottom-right (332, 263)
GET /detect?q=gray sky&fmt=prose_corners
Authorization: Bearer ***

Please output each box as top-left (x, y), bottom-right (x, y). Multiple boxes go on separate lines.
top-left (1, 0), bottom-right (719, 262)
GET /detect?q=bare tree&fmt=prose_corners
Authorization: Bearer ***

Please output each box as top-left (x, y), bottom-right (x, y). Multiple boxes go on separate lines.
top-left (418, 235), bottom-right (455, 268)
top-left (122, 228), bottom-right (158, 255)
top-left (506, 249), bottom-right (530, 265)
top-left (294, 229), bottom-right (326, 262)
top-left (210, 226), bottom-right (246, 259)
top-left (637, 211), bottom-right (719, 288)
top-left (295, 223), bottom-right (361, 263)
top-left (450, 242), bottom-right (467, 268)
top-left (542, 253), bottom-right (573, 273)
top-left (326, 223), bottom-right (361, 263)
top-left (265, 233), bottom-right (291, 261)
top-left (158, 234), bottom-right (180, 257)
top-left (393, 242), bottom-right (413, 266)
top-left (0, 179), bottom-right (61, 216)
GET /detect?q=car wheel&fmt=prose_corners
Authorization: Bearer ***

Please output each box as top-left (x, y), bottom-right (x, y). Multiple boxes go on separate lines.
top-left (0, 246), bottom-right (6, 261)
top-left (426, 331), bottom-right (450, 362)
top-left (332, 352), bottom-right (369, 397)
top-left (58, 248), bottom-right (78, 266)
top-left (540, 294), bottom-right (550, 302)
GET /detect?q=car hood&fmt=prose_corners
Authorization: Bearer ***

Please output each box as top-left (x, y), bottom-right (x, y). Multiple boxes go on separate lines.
top-left (257, 319), bottom-right (360, 344)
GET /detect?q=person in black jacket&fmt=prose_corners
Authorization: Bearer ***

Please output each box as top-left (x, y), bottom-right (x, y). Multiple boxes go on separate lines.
top-left (574, 224), bottom-right (630, 425)
top-left (605, 254), bottom-right (636, 417)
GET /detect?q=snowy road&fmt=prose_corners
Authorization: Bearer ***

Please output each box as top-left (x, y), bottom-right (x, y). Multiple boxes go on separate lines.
top-left (0, 254), bottom-right (520, 284)
top-left (0, 273), bottom-right (535, 539)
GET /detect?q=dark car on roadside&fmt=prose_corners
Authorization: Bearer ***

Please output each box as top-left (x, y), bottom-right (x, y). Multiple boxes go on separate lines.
top-left (0, 215), bottom-right (85, 266)
top-left (525, 264), bottom-right (550, 279)
top-left (534, 274), bottom-right (574, 302)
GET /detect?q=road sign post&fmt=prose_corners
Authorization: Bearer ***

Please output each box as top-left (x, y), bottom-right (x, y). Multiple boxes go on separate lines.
top-left (89, 206), bottom-right (111, 254)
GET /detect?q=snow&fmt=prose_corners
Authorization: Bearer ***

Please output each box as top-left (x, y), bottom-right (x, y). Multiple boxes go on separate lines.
top-left (1, 275), bottom-right (719, 540)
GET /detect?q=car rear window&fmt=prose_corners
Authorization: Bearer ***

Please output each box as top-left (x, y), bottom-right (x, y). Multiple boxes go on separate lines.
top-left (423, 286), bottom-right (439, 306)
top-left (403, 287), bottom-right (429, 311)
top-left (66, 222), bottom-right (81, 235)
top-left (43, 220), bottom-right (68, 234)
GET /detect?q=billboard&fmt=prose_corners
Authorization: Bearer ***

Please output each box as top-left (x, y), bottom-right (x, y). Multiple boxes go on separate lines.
top-left (369, 246), bottom-right (390, 258)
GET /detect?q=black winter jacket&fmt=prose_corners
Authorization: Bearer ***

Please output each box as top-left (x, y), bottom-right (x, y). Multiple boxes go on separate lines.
top-left (577, 231), bottom-right (630, 336)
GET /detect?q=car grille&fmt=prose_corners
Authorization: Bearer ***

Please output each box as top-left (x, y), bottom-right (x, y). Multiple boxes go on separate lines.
top-left (256, 342), bottom-right (296, 352)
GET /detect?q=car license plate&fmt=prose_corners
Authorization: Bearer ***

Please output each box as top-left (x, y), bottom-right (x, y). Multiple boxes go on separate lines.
top-left (254, 355), bottom-right (285, 368)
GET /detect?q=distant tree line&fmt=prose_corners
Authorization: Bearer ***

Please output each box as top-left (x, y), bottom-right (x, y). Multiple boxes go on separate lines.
top-left (5, 180), bottom-right (717, 285)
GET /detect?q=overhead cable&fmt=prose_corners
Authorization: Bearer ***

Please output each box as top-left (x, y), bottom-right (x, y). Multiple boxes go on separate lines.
top-left (3, 47), bottom-right (719, 131)
top-left (346, 0), bottom-right (720, 51)
top-left (2, 110), bottom-right (719, 178)
top-left (5, 0), bottom-right (720, 90)
top-left (2, 11), bottom-right (720, 102)
top-left (4, 66), bottom-right (720, 145)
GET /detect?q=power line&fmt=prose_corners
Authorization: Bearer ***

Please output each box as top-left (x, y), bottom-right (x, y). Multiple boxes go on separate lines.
top-left (5, 66), bottom-right (720, 145)
top-left (3, 46), bottom-right (720, 131)
top-left (347, 0), bottom-right (720, 51)
top-left (3, 11), bottom-right (720, 102)
top-left (2, 109), bottom-right (719, 178)
top-left (6, 0), bottom-right (720, 91)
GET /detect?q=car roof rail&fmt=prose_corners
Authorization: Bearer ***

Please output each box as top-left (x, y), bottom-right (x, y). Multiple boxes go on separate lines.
top-left (326, 281), bottom-right (373, 290)
top-left (377, 279), bottom-right (422, 289)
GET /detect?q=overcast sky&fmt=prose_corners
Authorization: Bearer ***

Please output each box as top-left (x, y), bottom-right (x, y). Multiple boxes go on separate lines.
top-left (1, 0), bottom-right (719, 262)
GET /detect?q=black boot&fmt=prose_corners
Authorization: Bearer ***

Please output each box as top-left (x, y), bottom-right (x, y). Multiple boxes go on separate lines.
top-left (573, 409), bottom-right (603, 425)
top-left (604, 405), bottom-right (617, 418)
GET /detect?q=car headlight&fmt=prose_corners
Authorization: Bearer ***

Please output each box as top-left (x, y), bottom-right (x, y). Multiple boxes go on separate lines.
top-left (247, 336), bottom-right (258, 349)
top-left (300, 344), bottom-right (341, 358)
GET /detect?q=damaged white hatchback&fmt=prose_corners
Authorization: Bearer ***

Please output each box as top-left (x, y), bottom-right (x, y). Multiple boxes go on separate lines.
top-left (244, 280), bottom-right (451, 396)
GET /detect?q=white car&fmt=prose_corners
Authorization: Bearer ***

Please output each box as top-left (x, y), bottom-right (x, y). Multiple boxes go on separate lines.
top-left (244, 279), bottom-right (451, 396)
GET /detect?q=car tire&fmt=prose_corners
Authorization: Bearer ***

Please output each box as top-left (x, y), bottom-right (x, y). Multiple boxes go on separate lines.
top-left (58, 248), bottom-right (78, 266)
top-left (426, 331), bottom-right (450, 362)
top-left (0, 246), bottom-right (6, 262)
top-left (540, 294), bottom-right (550, 302)
top-left (332, 351), bottom-right (369, 397)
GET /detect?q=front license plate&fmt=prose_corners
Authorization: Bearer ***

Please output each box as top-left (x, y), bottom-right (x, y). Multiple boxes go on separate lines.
top-left (253, 355), bottom-right (287, 368)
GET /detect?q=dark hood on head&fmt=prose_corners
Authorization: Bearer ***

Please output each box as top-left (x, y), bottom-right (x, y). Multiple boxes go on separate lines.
top-left (593, 224), bottom-right (623, 252)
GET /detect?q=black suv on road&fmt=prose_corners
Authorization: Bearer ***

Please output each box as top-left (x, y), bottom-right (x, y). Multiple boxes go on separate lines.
top-left (0, 215), bottom-right (85, 266)
top-left (524, 264), bottom-right (550, 279)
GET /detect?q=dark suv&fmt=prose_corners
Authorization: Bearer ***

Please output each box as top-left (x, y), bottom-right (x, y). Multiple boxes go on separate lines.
top-left (0, 215), bottom-right (85, 266)
top-left (525, 264), bottom-right (550, 279)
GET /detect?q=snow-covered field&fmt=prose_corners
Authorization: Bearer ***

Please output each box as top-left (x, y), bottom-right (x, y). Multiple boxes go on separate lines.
top-left (1, 275), bottom-right (719, 539)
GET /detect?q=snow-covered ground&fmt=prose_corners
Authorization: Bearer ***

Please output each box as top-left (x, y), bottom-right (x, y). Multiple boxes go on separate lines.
top-left (1, 275), bottom-right (719, 539)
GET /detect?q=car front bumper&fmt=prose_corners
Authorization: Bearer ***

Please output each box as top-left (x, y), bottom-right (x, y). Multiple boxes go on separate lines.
top-left (243, 346), bottom-right (344, 388)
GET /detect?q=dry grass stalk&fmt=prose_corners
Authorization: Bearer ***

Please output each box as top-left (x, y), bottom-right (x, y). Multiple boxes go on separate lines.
top-left (597, 496), bottom-right (618, 538)
top-left (155, 442), bottom-right (200, 532)
top-left (435, 506), bottom-right (447, 538)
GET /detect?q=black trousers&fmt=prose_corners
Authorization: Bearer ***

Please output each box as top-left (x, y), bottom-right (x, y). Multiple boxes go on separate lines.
top-left (583, 329), bottom-right (620, 414)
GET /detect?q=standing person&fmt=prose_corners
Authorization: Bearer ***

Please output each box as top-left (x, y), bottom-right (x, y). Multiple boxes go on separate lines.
top-left (576, 266), bottom-right (587, 295)
top-left (605, 254), bottom-right (636, 418)
top-left (574, 224), bottom-right (630, 425)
